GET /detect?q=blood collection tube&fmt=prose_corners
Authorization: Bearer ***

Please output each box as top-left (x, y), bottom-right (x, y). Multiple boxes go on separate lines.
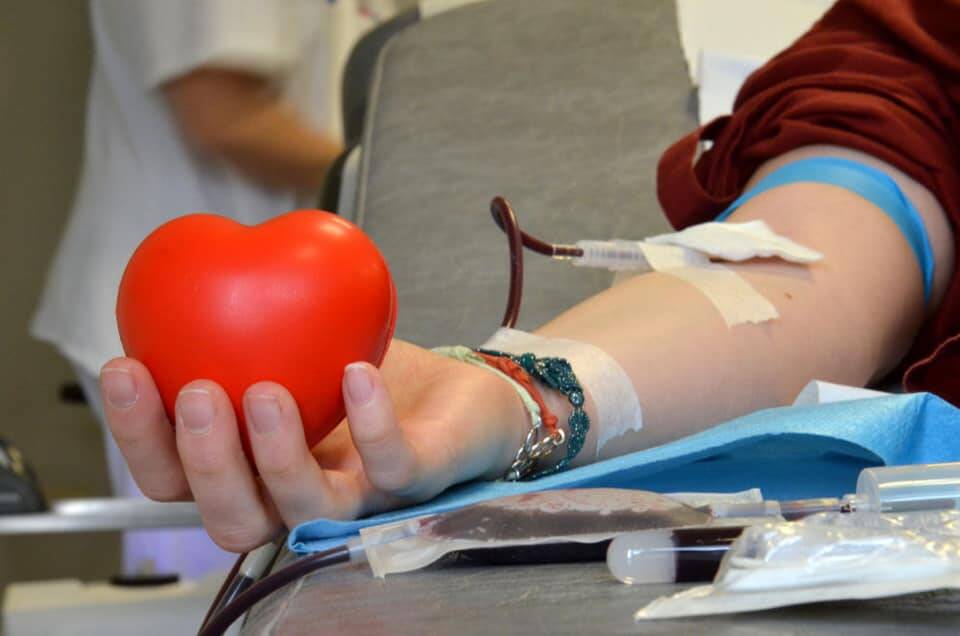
top-left (606, 525), bottom-right (746, 585)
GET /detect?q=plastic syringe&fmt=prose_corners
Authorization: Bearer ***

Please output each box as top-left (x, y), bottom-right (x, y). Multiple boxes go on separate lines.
top-left (710, 462), bottom-right (960, 519)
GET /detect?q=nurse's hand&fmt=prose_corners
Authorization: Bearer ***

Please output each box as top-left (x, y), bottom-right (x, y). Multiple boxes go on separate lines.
top-left (99, 340), bottom-right (527, 552)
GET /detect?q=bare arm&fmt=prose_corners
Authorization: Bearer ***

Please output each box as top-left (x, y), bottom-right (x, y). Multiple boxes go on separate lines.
top-left (164, 68), bottom-right (343, 193)
top-left (538, 144), bottom-right (955, 461)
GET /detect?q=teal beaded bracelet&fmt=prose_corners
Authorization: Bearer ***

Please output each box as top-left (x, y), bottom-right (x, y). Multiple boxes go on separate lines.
top-left (477, 348), bottom-right (590, 479)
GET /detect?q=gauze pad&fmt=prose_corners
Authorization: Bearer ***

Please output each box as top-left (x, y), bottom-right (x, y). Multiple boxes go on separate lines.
top-left (482, 328), bottom-right (643, 459)
top-left (645, 220), bottom-right (823, 263)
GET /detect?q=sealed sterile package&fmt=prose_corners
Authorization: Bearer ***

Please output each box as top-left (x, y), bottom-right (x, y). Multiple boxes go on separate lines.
top-left (360, 489), bottom-right (711, 578)
top-left (636, 510), bottom-right (960, 620)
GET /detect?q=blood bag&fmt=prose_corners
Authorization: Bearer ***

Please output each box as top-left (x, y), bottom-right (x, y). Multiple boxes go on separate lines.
top-left (360, 489), bottom-right (711, 577)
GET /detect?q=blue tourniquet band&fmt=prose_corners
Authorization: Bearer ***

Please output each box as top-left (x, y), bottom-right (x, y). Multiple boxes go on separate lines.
top-left (716, 157), bottom-right (934, 303)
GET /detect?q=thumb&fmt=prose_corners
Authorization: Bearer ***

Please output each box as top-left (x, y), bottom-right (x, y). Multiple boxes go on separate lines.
top-left (343, 362), bottom-right (423, 495)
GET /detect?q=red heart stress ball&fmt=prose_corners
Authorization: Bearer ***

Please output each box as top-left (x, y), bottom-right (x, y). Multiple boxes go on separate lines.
top-left (116, 210), bottom-right (397, 456)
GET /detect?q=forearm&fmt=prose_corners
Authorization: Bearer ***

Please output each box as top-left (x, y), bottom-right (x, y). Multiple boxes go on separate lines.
top-left (533, 146), bottom-right (954, 464)
top-left (205, 100), bottom-right (342, 192)
top-left (165, 69), bottom-right (342, 193)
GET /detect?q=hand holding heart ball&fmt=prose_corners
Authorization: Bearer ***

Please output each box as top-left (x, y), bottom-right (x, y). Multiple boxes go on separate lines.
top-left (116, 211), bottom-right (397, 457)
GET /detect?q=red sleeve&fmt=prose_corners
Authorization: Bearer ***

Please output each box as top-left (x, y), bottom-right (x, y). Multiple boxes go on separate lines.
top-left (656, 0), bottom-right (960, 403)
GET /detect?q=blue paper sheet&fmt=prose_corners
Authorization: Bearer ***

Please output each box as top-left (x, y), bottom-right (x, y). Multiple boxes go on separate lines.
top-left (289, 392), bottom-right (960, 554)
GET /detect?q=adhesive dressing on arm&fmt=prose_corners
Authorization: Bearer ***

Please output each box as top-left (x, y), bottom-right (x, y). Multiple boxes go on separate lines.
top-left (481, 327), bottom-right (643, 460)
top-left (574, 220), bottom-right (823, 327)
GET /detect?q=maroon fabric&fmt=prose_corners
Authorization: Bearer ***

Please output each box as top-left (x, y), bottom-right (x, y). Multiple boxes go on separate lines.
top-left (657, 0), bottom-right (960, 405)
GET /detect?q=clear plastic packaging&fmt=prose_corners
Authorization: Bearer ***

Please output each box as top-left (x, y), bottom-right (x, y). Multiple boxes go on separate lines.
top-left (635, 510), bottom-right (960, 620)
top-left (360, 489), bottom-right (712, 578)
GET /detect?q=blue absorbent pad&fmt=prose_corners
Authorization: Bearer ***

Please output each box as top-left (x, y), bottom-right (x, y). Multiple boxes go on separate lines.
top-left (289, 392), bottom-right (960, 554)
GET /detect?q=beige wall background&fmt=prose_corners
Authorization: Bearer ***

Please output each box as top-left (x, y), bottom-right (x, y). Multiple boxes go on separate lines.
top-left (0, 0), bottom-right (120, 593)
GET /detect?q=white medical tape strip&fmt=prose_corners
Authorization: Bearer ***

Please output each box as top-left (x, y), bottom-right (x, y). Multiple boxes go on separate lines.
top-left (639, 243), bottom-right (780, 327)
top-left (481, 327), bottom-right (643, 460)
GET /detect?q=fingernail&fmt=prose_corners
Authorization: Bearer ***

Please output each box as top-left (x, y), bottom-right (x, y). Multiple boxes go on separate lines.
top-left (177, 389), bottom-right (214, 435)
top-left (101, 368), bottom-right (138, 409)
top-left (344, 363), bottom-right (375, 407)
top-left (246, 395), bottom-right (281, 435)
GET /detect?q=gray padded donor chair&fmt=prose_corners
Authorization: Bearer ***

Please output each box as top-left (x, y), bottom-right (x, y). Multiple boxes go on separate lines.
top-left (341, 0), bottom-right (695, 348)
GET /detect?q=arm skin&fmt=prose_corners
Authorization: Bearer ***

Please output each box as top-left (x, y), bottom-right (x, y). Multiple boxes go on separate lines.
top-left (164, 68), bottom-right (343, 193)
top-left (540, 144), bottom-right (955, 462)
top-left (99, 145), bottom-right (954, 551)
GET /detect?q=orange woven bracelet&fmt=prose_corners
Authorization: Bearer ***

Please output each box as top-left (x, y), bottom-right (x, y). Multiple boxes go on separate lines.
top-left (475, 351), bottom-right (559, 434)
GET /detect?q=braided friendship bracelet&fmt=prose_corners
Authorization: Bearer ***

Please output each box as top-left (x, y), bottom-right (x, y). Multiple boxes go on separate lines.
top-left (478, 348), bottom-right (590, 479)
top-left (431, 346), bottom-right (551, 480)
top-left (432, 345), bottom-right (583, 480)
top-left (431, 346), bottom-right (543, 422)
